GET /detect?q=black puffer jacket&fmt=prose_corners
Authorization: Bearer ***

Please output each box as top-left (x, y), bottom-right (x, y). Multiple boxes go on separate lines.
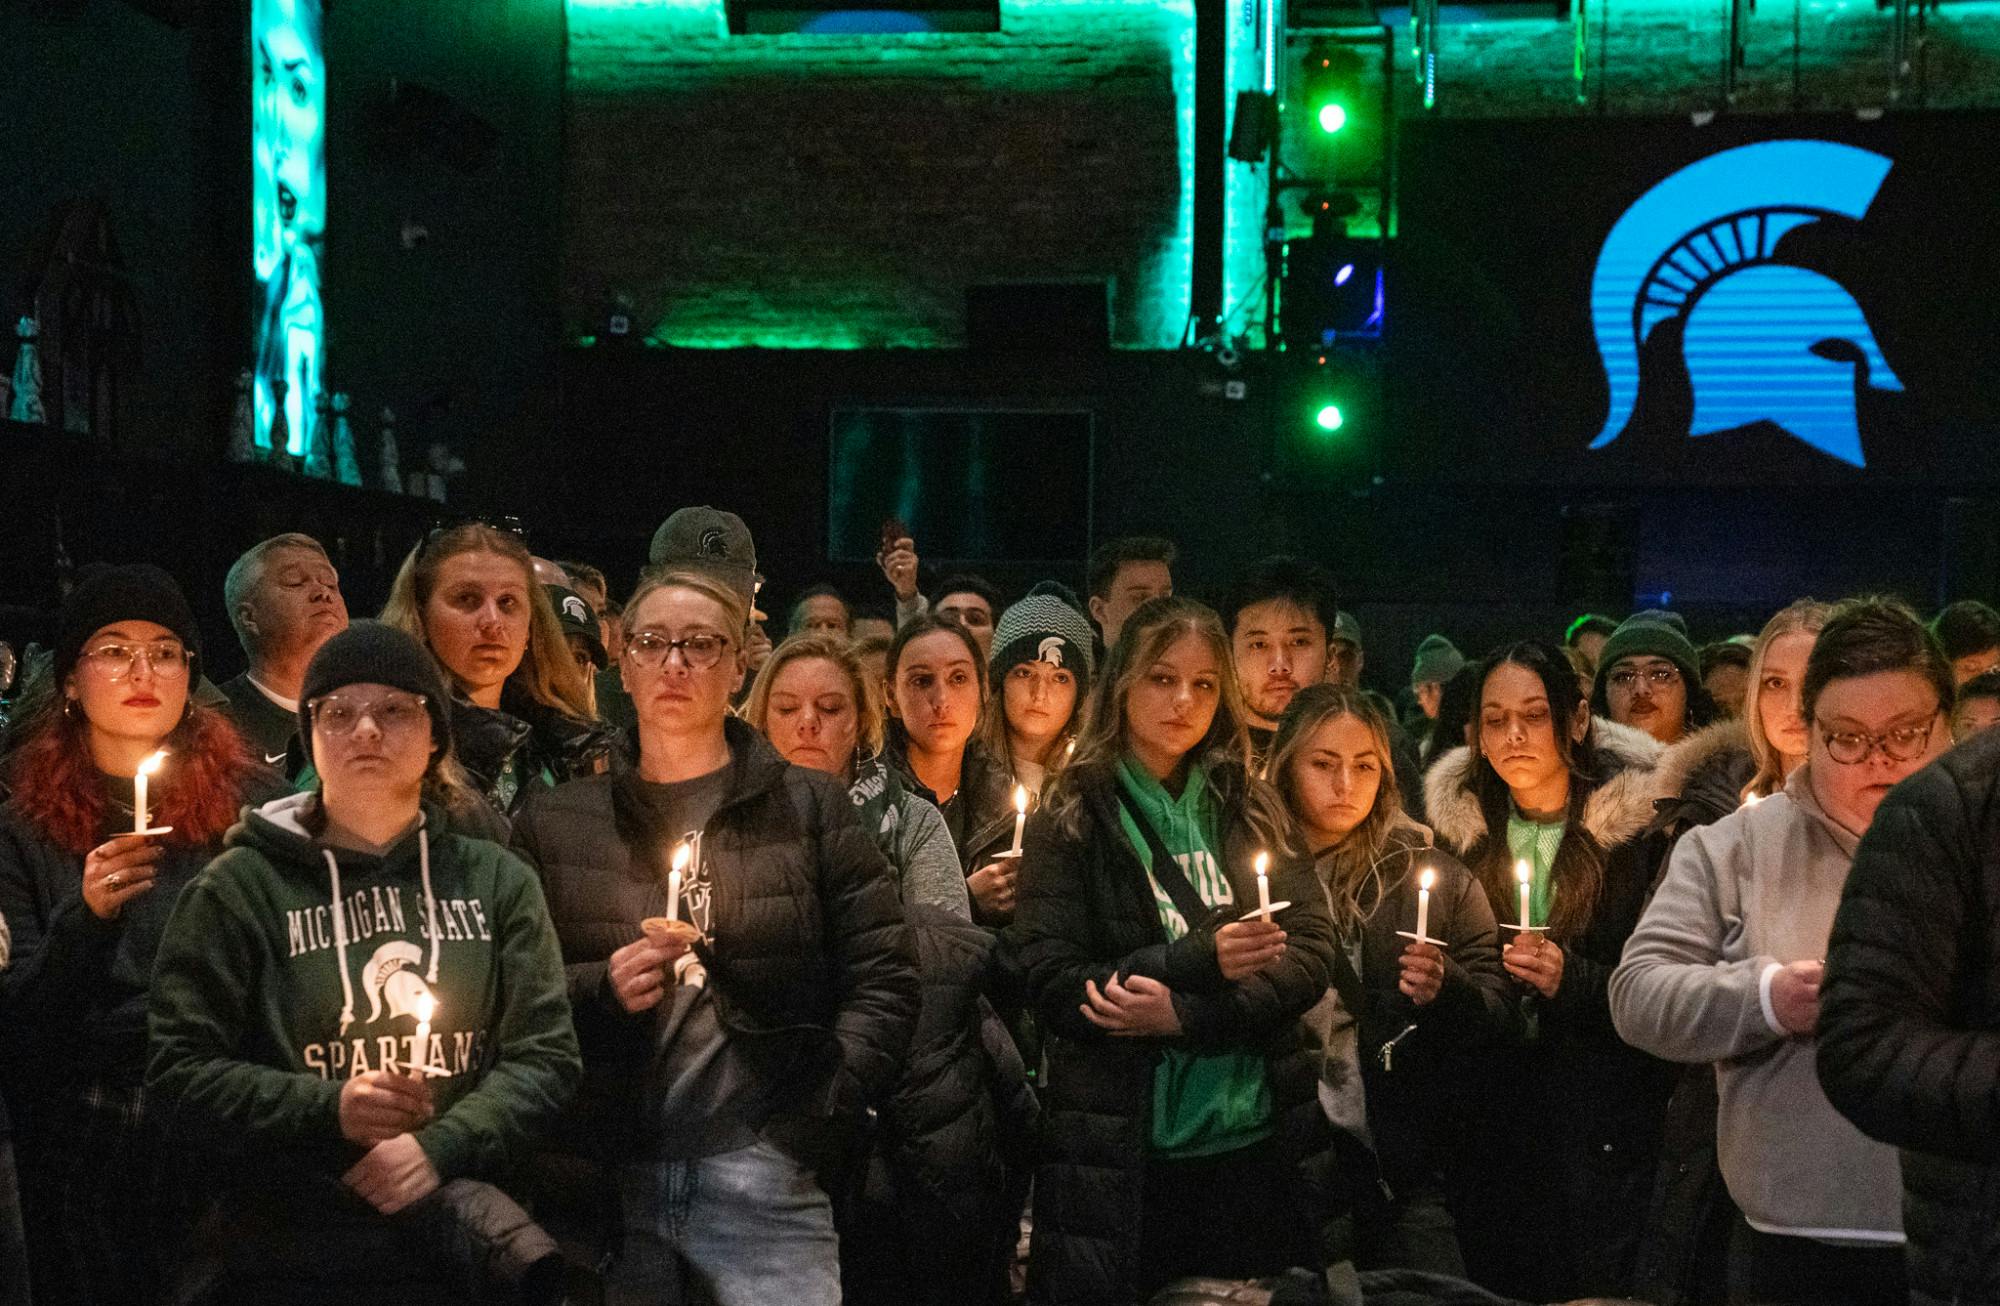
top-left (1010, 759), bottom-right (1340, 1306)
top-left (1421, 721), bottom-right (1677, 1302)
top-left (1327, 827), bottom-right (1514, 1201)
top-left (1819, 728), bottom-right (2000, 1306)
top-left (844, 903), bottom-right (1039, 1306)
top-left (510, 717), bottom-right (919, 1162)
top-left (454, 684), bottom-right (617, 819)
top-left (884, 734), bottom-right (1017, 879)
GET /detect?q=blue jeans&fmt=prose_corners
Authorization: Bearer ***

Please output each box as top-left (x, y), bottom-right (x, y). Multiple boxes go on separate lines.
top-left (611, 1139), bottom-right (840, 1306)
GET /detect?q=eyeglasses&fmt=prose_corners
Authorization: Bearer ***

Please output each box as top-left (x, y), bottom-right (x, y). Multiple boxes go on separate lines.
top-left (1817, 715), bottom-right (1938, 766)
top-left (1606, 665), bottom-right (1680, 692)
top-left (309, 693), bottom-right (432, 737)
top-left (83, 641), bottom-right (191, 681)
top-left (625, 631), bottom-right (732, 672)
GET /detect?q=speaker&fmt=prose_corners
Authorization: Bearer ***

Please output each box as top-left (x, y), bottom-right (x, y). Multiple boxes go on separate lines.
top-left (965, 281), bottom-right (1110, 353)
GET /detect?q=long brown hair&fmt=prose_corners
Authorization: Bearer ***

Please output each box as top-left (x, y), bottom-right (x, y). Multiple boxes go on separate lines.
top-left (1043, 595), bottom-right (1294, 857)
top-left (2, 666), bottom-right (258, 856)
top-left (974, 661), bottom-right (1087, 780)
top-left (1741, 598), bottom-right (1831, 801)
top-left (1268, 684), bottom-right (1421, 931)
top-left (379, 524), bottom-right (594, 722)
top-left (742, 632), bottom-right (886, 771)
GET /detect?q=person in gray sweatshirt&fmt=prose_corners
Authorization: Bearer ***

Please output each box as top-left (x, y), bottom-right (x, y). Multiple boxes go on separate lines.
top-left (1610, 597), bottom-right (1955, 1306)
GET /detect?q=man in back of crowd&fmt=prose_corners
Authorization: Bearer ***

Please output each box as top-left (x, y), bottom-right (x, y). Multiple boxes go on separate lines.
top-left (217, 532), bottom-right (350, 768)
top-left (1083, 534), bottom-right (1174, 652)
top-left (1221, 555), bottom-right (1339, 764)
top-left (1929, 598), bottom-right (2000, 685)
top-left (1325, 608), bottom-right (1429, 819)
top-left (1565, 613), bottom-right (1618, 676)
top-left (1409, 633), bottom-right (1465, 728)
top-left (1700, 639), bottom-right (1754, 719)
top-left (789, 584), bottom-right (853, 639)
top-left (850, 608), bottom-right (894, 645)
top-left (1591, 610), bottom-right (1713, 746)
top-left (872, 530), bottom-right (1003, 653)
top-left (1952, 669), bottom-right (2000, 743)
top-left (559, 559), bottom-right (620, 667)
top-left (549, 584), bottom-right (608, 716)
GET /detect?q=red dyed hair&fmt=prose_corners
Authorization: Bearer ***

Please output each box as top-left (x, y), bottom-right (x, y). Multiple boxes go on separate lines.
top-left (4, 703), bottom-right (261, 857)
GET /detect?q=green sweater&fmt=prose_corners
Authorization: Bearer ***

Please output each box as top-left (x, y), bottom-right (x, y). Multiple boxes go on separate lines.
top-left (147, 793), bottom-right (580, 1184)
top-left (1116, 756), bottom-right (1273, 1159)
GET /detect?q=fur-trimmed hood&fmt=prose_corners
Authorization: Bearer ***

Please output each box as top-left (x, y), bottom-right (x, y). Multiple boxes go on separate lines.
top-left (1423, 716), bottom-right (1668, 856)
top-left (1651, 718), bottom-right (1750, 805)
top-left (1650, 718), bottom-right (1756, 831)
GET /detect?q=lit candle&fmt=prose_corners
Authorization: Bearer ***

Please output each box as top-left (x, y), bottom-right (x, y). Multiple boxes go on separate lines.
top-left (1515, 858), bottom-right (1533, 932)
top-left (1255, 851), bottom-right (1272, 921)
top-left (133, 749), bottom-right (167, 834)
top-left (666, 841), bottom-right (689, 922)
top-left (411, 992), bottom-right (435, 1077)
top-left (1009, 785), bottom-right (1028, 856)
top-left (1416, 866), bottom-right (1435, 943)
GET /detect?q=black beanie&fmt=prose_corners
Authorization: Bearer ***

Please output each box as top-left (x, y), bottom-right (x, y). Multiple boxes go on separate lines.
top-left (54, 564), bottom-right (202, 686)
top-left (297, 621), bottom-right (453, 761)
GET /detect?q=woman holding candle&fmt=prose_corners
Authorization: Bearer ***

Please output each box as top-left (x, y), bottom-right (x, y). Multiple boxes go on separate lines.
top-left (882, 613), bottom-right (1019, 923)
top-left (1611, 599), bottom-right (1947, 1305)
top-left (973, 584), bottom-right (1094, 800)
top-left (1266, 684), bottom-right (1514, 1277)
top-left (146, 621), bottom-right (580, 1301)
top-left (379, 522), bottom-right (615, 819)
top-left (1011, 596), bottom-right (1339, 1305)
top-left (1420, 639), bottom-right (1676, 1302)
top-left (511, 570), bottom-right (918, 1306)
top-left (0, 565), bottom-right (285, 1305)
top-left (742, 632), bottom-right (970, 918)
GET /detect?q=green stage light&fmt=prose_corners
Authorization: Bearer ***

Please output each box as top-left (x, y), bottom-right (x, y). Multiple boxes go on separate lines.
top-left (1317, 102), bottom-right (1347, 133)
top-left (1314, 403), bottom-right (1344, 432)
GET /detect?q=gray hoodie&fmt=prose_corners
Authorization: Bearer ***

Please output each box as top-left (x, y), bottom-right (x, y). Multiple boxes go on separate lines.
top-left (1610, 766), bottom-right (1902, 1245)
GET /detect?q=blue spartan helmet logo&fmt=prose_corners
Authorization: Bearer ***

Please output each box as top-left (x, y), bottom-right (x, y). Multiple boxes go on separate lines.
top-left (1587, 140), bottom-right (1902, 469)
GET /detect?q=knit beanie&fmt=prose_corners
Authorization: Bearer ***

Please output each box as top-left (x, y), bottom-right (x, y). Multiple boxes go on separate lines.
top-left (992, 582), bottom-right (1096, 695)
top-left (54, 563), bottom-right (202, 685)
top-left (1409, 634), bottom-right (1464, 688)
top-left (1596, 612), bottom-right (1701, 688)
top-left (297, 621), bottom-right (453, 760)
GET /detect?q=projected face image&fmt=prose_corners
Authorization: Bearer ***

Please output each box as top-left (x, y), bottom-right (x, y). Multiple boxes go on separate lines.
top-left (253, 0), bottom-right (325, 459)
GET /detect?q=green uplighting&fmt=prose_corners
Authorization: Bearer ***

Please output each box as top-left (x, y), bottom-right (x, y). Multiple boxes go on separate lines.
top-left (1317, 102), bottom-right (1348, 133)
top-left (1314, 403), bottom-right (1344, 432)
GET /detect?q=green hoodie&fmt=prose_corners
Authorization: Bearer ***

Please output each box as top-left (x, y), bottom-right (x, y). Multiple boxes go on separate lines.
top-left (1115, 756), bottom-right (1273, 1160)
top-left (147, 792), bottom-right (580, 1184)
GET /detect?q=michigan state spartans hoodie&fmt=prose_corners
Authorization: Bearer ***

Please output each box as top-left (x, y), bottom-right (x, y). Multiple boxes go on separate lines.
top-left (147, 792), bottom-right (580, 1184)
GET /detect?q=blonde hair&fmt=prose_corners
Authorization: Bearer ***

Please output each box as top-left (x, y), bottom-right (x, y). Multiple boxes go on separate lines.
top-left (1742, 598), bottom-right (1832, 800)
top-left (742, 633), bottom-right (886, 770)
top-left (1044, 596), bottom-right (1295, 857)
top-left (623, 568), bottom-right (753, 647)
top-left (379, 524), bottom-right (594, 723)
top-left (1267, 684), bottom-right (1419, 931)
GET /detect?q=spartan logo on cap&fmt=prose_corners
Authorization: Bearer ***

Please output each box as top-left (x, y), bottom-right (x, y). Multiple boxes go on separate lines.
top-left (1037, 636), bottom-right (1066, 667)
top-left (1586, 140), bottom-right (1902, 469)
top-left (362, 939), bottom-right (436, 1026)
top-left (562, 594), bottom-right (590, 624)
top-left (699, 527), bottom-right (730, 559)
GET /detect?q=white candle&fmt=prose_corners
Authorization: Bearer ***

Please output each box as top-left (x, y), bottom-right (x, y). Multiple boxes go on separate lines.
top-left (1010, 785), bottom-right (1028, 856)
top-left (666, 841), bottom-right (690, 922)
top-left (411, 992), bottom-right (435, 1077)
top-left (1255, 851), bottom-right (1272, 921)
top-left (1416, 866), bottom-right (1435, 943)
top-left (133, 749), bottom-right (167, 834)
top-left (1515, 858), bottom-right (1533, 931)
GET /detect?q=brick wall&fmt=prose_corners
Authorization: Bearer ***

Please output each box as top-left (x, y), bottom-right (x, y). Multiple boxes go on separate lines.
top-left (563, 0), bottom-right (1194, 349)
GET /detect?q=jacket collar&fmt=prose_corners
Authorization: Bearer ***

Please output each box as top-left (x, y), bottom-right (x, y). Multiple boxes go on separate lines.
top-left (1423, 716), bottom-right (1668, 854)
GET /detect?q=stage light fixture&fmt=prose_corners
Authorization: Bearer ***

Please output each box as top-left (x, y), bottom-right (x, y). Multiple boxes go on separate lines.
top-left (1301, 40), bottom-right (1365, 136)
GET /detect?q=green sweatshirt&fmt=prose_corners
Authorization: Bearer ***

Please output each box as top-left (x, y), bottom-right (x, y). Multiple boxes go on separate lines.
top-left (147, 792), bottom-right (580, 1184)
top-left (1116, 756), bottom-right (1273, 1160)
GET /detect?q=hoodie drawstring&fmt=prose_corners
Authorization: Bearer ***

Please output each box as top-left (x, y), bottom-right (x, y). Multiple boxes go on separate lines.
top-left (325, 849), bottom-right (356, 1035)
top-left (418, 828), bottom-right (441, 984)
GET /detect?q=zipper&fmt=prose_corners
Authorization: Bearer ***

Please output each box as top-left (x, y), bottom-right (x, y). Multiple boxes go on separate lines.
top-left (1378, 1022), bottom-right (1418, 1072)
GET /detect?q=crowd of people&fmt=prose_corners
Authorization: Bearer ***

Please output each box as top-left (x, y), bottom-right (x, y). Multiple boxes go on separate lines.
top-left (1, 505), bottom-right (1998, 1306)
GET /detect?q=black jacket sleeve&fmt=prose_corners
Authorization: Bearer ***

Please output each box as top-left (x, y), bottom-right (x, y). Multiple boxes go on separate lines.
top-left (0, 822), bottom-right (119, 1042)
top-left (812, 783), bottom-right (920, 1114)
top-left (508, 799), bottom-right (616, 1020)
top-left (1012, 815), bottom-right (1128, 1044)
top-left (1818, 762), bottom-right (2000, 1159)
top-left (1168, 855), bottom-right (1336, 1052)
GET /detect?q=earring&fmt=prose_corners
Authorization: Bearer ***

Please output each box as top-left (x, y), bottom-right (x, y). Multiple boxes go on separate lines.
top-left (63, 697), bottom-right (79, 720)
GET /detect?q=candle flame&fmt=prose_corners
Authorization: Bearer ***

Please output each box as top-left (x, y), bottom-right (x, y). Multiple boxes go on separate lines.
top-left (414, 993), bottom-right (435, 1024)
top-left (1254, 851), bottom-right (1270, 876)
top-left (1419, 867), bottom-right (1436, 892)
top-left (1515, 859), bottom-right (1532, 885)
top-left (138, 749), bottom-right (168, 777)
top-left (671, 841), bottom-right (691, 873)
top-left (1013, 785), bottom-right (1028, 815)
